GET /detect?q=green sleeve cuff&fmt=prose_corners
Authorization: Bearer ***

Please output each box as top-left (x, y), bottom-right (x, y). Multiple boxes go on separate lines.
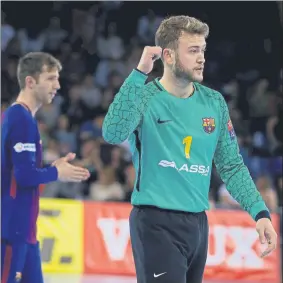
top-left (255, 210), bottom-right (271, 222)
top-left (250, 201), bottom-right (270, 221)
top-left (126, 69), bottom-right (148, 85)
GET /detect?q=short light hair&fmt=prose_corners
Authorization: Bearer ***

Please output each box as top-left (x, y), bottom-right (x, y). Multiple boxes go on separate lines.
top-left (155, 15), bottom-right (209, 51)
top-left (17, 52), bottom-right (62, 90)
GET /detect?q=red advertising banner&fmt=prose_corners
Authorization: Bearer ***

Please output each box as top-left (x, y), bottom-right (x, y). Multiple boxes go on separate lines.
top-left (84, 202), bottom-right (134, 276)
top-left (83, 203), bottom-right (281, 282)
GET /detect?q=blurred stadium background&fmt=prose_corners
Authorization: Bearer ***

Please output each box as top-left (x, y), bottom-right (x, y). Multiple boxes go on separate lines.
top-left (1, 1), bottom-right (282, 283)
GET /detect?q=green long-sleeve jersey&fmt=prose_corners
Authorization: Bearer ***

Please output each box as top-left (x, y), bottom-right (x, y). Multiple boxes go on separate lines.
top-left (102, 69), bottom-right (269, 220)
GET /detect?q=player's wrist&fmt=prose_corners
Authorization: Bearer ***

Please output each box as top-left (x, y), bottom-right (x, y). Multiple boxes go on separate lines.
top-left (48, 165), bottom-right (59, 181)
top-left (135, 67), bottom-right (148, 75)
top-left (255, 210), bottom-right (271, 222)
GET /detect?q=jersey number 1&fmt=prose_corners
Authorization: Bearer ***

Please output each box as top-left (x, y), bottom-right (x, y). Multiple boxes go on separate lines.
top-left (183, 136), bottom-right (192, 159)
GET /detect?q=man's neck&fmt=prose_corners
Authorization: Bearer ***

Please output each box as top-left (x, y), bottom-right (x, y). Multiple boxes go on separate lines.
top-left (15, 91), bottom-right (41, 117)
top-left (159, 70), bottom-right (194, 99)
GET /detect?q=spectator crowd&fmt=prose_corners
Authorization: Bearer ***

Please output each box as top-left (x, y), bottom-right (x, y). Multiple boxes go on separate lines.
top-left (1, 2), bottom-right (282, 213)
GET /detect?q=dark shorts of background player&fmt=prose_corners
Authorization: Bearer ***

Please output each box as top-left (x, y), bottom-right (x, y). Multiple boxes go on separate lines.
top-left (130, 205), bottom-right (208, 283)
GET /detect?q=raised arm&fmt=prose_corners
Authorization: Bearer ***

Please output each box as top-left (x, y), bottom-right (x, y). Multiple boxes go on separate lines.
top-left (103, 46), bottom-right (162, 144)
top-left (102, 69), bottom-right (149, 144)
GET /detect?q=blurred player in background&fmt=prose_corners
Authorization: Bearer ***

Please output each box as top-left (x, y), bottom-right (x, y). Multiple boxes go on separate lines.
top-left (102, 16), bottom-right (278, 283)
top-left (1, 52), bottom-right (90, 283)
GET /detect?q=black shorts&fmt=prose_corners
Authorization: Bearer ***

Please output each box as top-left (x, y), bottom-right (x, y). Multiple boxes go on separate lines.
top-left (129, 206), bottom-right (208, 283)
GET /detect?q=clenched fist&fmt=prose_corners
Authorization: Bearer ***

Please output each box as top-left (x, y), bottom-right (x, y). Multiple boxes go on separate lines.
top-left (137, 46), bottom-right (162, 75)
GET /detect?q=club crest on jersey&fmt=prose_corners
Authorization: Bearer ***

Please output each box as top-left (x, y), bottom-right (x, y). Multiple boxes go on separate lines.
top-left (202, 118), bottom-right (216, 134)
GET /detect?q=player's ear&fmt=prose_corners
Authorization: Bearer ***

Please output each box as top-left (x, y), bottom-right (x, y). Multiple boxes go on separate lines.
top-left (163, 48), bottom-right (174, 65)
top-left (25, 76), bottom-right (36, 89)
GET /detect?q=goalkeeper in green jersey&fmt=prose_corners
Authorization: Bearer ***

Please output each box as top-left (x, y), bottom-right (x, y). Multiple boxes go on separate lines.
top-left (102, 15), bottom-right (277, 283)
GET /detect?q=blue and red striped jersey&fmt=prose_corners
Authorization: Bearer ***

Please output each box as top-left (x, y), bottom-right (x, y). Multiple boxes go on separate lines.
top-left (1, 103), bottom-right (58, 243)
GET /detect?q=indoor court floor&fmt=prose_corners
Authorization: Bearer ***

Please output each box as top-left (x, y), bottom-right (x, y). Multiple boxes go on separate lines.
top-left (44, 274), bottom-right (270, 283)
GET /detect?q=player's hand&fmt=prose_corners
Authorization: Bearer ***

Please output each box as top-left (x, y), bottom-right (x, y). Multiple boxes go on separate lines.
top-left (51, 152), bottom-right (76, 166)
top-left (55, 159), bottom-right (90, 183)
top-left (256, 218), bottom-right (277, 257)
top-left (137, 46), bottom-right (162, 74)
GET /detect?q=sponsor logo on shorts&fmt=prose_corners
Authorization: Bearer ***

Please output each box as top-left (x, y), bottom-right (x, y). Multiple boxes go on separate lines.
top-left (154, 272), bottom-right (167, 278)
